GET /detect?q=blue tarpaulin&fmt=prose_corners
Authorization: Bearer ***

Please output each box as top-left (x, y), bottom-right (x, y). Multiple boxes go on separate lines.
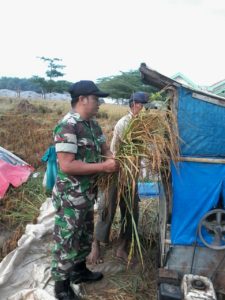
top-left (177, 87), bottom-right (225, 157)
top-left (170, 86), bottom-right (225, 246)
top-left (138, 181), bottom-right (159, 197)
top-left (171, 162), bottom-right (225, 245)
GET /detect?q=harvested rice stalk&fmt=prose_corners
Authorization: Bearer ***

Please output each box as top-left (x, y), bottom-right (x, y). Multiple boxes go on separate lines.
top-left (98, 108), bottom-right (179, 266)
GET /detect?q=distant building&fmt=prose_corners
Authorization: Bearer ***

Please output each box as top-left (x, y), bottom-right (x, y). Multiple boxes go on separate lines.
top-left (207, 79), bottom-right (225, 98)
top-left (171, 73), bottom-right (225, 98)
top-left (171, 72), bottom-right (199, 90)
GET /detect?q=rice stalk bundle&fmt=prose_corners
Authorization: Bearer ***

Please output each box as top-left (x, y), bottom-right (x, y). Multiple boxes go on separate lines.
top-left (98, 108), bottom-right (179, 266)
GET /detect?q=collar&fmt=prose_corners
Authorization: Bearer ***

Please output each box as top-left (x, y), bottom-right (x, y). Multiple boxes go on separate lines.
top-left (70, 110), bottom-right (86, 122)
top-left (128, 110), bottom-right (134, 117)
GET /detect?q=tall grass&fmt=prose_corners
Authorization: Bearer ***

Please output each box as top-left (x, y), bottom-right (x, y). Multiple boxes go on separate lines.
top-left (0, 173), bottom-right (46, 260)
top-left (99, 103), bottom-right (128, 122)
top-left (1, 173), bottom-right (46, 225)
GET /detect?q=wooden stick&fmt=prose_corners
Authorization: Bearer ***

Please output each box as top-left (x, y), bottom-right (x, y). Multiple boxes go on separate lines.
top-left (177, 157), bottom-right (225, 164)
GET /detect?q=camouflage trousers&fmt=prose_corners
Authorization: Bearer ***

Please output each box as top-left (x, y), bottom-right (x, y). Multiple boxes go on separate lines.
top-left (51, 190), bottom-right (95, 281)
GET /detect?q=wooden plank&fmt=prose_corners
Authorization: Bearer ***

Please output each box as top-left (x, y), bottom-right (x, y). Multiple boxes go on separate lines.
top-left (192, 92), bottom-right (225, 107)
top-left (177, 157), bottom-right (225, 164)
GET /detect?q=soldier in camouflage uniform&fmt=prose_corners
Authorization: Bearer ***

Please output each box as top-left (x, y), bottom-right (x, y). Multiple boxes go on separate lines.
top-left (51, 80), bottom-right (118, 300)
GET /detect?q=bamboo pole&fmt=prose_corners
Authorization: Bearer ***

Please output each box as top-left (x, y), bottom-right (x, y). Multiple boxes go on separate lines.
top-left (177, 157), bottom-right (225, 164)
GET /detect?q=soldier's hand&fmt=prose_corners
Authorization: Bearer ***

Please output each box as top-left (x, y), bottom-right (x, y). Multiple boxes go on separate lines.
top-left (103, 158), bottom-right (119, 173)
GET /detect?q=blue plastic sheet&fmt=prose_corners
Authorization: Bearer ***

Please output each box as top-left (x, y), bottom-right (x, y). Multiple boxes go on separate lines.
top-left (171, 162), bottom-right (225, 246)
top-left (138, 182), bottom-right (159, 197)
top-left (177, 87), bottom-right (225, 157)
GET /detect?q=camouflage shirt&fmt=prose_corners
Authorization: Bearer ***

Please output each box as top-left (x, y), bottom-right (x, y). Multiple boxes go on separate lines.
top-left (53, 111), bottom-right (106, 202)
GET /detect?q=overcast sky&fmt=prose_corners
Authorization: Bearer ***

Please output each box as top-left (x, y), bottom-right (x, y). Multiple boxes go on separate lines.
top-left (0, 0), bottom-right (225, 86)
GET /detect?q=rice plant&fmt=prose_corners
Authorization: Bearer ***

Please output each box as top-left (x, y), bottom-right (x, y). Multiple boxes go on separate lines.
top-left (98, 108), bottom-right (180, 266)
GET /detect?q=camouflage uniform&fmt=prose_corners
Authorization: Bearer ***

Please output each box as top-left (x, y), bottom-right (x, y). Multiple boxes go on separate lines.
top-left (51, 111), bottom-right (106, 281)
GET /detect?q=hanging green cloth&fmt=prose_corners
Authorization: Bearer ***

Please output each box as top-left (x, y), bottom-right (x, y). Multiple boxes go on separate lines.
top-left (41, 145), bottom-right (58, 192)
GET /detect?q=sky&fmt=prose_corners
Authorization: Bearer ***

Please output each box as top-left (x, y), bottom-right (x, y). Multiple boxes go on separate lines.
top-left (0, 0), bottom-right (225, 86)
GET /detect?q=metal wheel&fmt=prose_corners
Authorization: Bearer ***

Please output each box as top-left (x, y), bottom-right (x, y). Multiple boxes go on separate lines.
top-left (198, 209), bottom-right (225, 250)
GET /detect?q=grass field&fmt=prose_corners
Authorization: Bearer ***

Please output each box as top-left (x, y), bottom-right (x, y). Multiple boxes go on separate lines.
top-left (0, 97), bottom-right (158, 299)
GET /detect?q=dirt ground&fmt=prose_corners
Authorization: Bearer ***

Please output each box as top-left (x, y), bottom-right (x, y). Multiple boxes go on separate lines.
top-left (82, 242), bottom-right (158, 300)
top-left (80, 199), bottom-right (159, 300)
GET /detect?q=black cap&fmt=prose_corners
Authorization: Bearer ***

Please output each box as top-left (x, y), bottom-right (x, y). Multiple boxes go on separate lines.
top-left (69, 80), bottom-right (109, 98)
top-left (129, 91), bottom-right (149, 104)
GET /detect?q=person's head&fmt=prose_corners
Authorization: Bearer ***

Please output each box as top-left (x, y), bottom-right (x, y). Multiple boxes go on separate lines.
top-left (68, 80), bottom-right (109, 119)
top-left (129, 92), bottom-right (149, 115)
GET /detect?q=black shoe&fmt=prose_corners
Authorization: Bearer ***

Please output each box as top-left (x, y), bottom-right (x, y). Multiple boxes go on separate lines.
top-left (70, 261), bottom-right (103, 284)
top-left (55, 279), bottom-right (80, 300)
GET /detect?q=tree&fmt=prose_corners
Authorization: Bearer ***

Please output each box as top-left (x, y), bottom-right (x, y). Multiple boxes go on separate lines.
top-left (31, 76), bottom-right (48, 98)
top-left (38, 56), bottom-right (66, 80)
top-left (37, 56), bottom-right (66, 93)
top-left (96, 70), bottom-right (156, 103)
top-left (53, 80), bottom-right (71, 93)
top-left (0, 76), bottom-right (72, 96)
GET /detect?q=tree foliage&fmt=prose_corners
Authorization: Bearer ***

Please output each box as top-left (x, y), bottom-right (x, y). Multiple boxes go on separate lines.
top-left (0, 76), bottom-right (72, 94)
top-left (35, 56), bottom-right (67, 93)
top-left (96, 70), bottom-right (157, 101)
top-left (38, 56), bottom-right (66, 80)
top-left (0, 76), bottom-right (41, 92)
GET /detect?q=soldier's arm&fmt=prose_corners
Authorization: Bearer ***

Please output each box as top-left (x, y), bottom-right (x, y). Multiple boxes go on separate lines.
top-left (57, 152), bottom-right (118, 175)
